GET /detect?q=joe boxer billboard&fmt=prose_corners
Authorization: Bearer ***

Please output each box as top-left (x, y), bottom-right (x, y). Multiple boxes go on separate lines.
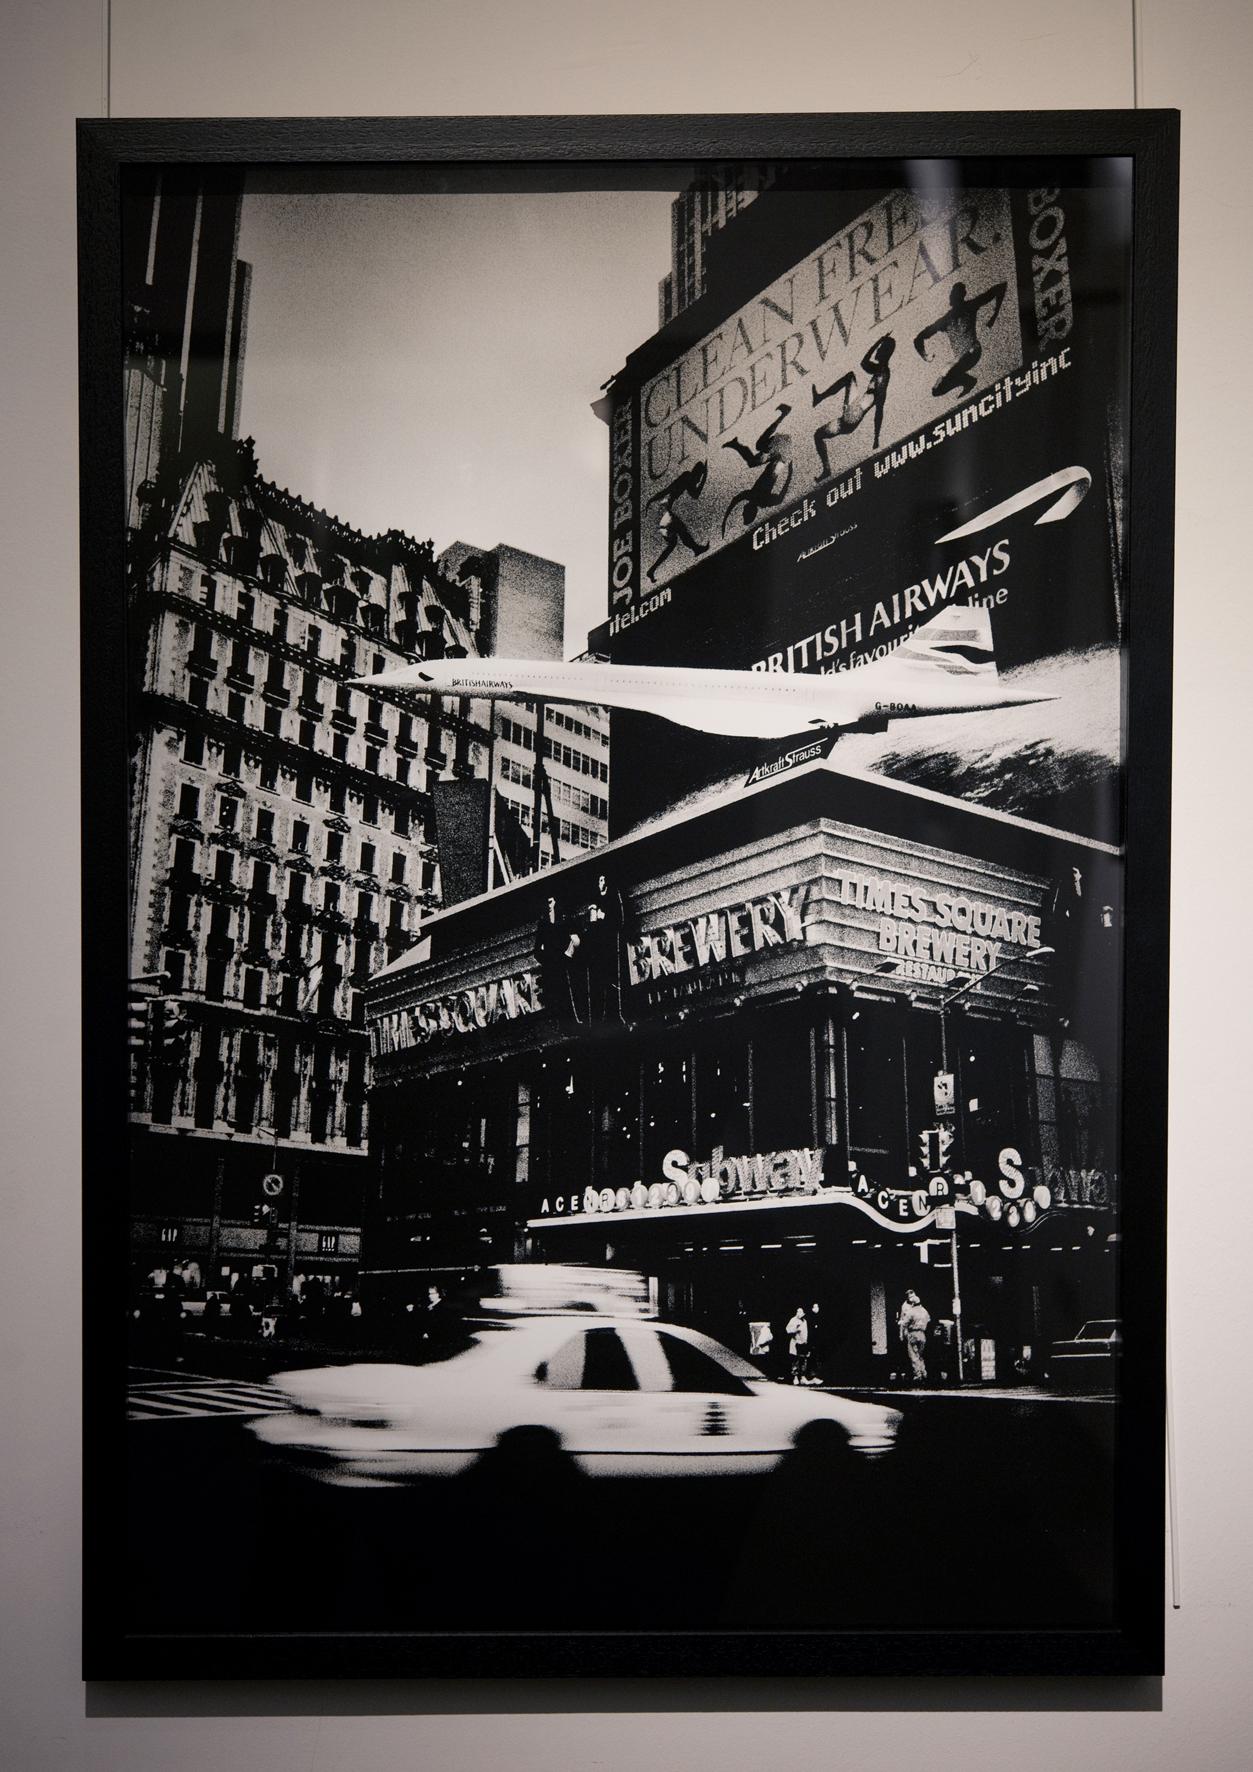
top-left (594, 170), bottom-right (1131, 843)
top-left (632, 186), bottom-right (1022, 594)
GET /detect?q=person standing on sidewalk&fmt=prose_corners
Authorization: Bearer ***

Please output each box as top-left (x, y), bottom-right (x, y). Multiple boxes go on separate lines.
top-left (786, 1304), bottom-right (810, 1385)
top-left (897, 1289), bottom-right (932, 1385)
top-left (804, 1302), bottom-right (824, 1385)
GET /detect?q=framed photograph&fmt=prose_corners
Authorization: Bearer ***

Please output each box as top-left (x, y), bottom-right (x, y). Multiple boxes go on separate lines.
top-left (79, 111), bottom-right (1178, 1679)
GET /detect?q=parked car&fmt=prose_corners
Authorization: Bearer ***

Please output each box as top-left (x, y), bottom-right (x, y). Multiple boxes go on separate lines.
top-left (249, 1313), bottom-right (902, 1485)
top-left (1051, 1318), bottom-right (1122, 1371)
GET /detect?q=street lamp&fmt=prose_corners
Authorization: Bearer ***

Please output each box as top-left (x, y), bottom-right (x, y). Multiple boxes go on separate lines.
top-left (933, 946), bottom-right (1055, 1386)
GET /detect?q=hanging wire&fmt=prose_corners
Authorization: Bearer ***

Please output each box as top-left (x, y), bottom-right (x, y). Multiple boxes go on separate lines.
top-left (101, 0), bottom-right (112, 117)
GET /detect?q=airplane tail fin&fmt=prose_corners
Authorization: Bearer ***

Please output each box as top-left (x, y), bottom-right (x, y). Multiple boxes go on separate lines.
top-left (845, 604), bottom-right (1056, 723)
top-left (887, 604), bottom-right (997, 679)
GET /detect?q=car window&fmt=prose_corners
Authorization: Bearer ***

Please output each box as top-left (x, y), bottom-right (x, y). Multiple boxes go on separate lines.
top-left (579, 1327), bottom-right (639, 1391)
top-left (658, 1333), bottom-right (753, 1396)
top-left (539, 1333), bottom-right (586, 1389)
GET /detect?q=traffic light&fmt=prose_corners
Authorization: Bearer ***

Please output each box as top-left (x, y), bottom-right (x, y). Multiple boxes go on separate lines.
top-left (127, 989), bottom-right (153, 1052)
top-left (918, 1126), bottom-right (955, 1173)
top-left (150, 998), bottom-right (190, 1061)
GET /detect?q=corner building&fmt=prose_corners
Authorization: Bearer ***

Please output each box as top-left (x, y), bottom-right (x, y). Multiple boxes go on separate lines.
top-left (362, 766), bottom-right (1120, 1384)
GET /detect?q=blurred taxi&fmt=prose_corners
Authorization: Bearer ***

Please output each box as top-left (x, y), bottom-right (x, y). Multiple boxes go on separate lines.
top-left (250, 1277), bottom-right (901, 1485)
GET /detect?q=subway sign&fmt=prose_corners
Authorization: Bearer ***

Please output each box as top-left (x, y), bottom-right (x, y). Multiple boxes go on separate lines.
top-left (533, 1142), bottom-right (1067, 1234)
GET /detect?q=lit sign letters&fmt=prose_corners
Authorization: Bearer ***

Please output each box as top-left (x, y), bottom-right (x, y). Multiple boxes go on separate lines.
top-left (370, 968), bottom-right (543, 1054)
top-left (627, 883), bottom-right (809, 986)
top-left (833, 867), bottom-right (1044, 987)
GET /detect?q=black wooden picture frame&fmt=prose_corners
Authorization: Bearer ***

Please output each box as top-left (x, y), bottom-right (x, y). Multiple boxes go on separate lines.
top-left (79, 111), bottom-right (1178, 1680)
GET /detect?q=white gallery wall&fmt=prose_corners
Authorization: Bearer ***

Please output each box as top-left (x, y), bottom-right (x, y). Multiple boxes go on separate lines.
top-left (2, 2), bottom-right (1250, 1767)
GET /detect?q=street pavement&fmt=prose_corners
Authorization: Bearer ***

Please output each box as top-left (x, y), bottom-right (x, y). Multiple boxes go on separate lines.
top-left (122, 1363), bottom-right (1119, 1641)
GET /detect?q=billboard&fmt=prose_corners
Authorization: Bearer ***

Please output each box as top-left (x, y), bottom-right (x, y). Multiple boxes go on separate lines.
top-left (634, 187), bottom-right (1022, 593)
top-left (595, 173), bottom-right (1130, 844)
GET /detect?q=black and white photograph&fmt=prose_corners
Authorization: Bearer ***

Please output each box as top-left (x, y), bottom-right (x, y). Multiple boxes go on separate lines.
top-left (79, 117), bottom-right (1176, 1679)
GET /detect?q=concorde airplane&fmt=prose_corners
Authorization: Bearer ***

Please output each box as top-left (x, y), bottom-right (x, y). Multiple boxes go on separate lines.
top-left (354, 604), bottom-right (1052, 743)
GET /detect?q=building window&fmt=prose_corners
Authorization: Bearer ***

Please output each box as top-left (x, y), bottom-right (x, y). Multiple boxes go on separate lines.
top-left (845, 1001), bottom-right (906, 1179)
top-left (200, 576), bottom-right (217, 610)
top-left (243, 968), bottom-right (264, 1009)
top-left (340, 637), bottom-right (355, 669)
top-left (299, 718), bottom-right (317, 751)
top-left (332, 733), bottom-right (348, 761)
top-left (395, 757), bottom-right (410, 785)
top-left (260, 759), bottom-right (278, 791)
top-left (227, 691), bottom-right (246, 723)
top-left (325, 830), bottom-right (344, 864)
top-left (189, 677), bottom-right (208, 708)
top-left (327, 782), bottom-right (346, 815)
top-left (182, 730), bottom-right (204, 766)
top-left (193, 1042), bottom-right (221, 1127)
top-left (295, 771), bottom-right (313, 805)
top-left (222, 742), bottom-right (242, 777)
top-left (360, 842), bottom-right (376, 873)
top-left (692, 1036), bottom-right (751, 1162)
top-left (263, 704), bottom-right (282, 737)
top-left (170, 838), bottom-right (198, 880)
top-left (393, 804), bottom-right (410, 837)
top-left (255, 807), bottom-right (274, 842)
top-left (365, 745), bottom-right (381, 775)
top-left (237, 591), bottom-right (254, 625)
top-left (306, 625), bottom-right (322, 657)
top-left (362, 795), bottom-right (378, 826)
top-left (324, 882), bottom-right (340, 912)
top-left (204, 957), bottom-right (227, 1002)
top-left (389, 852), bottom-right (406, 884)
top-left (214, 849), bottom-right (235, 885)
top-left (272, 609), bottom-right (287, 639)
top-left (162, 950), bottom-right (186, 991)
top-left (291, 820), bottom-right (309, 852)
top-left (177, 784), bottom-right (200, 819)
top-left (218, 796), bottom-right (238, 831)
top-left (164, 892), bottom-right (193, 938)
top-left (956, 1015), bottom-right (1036, 1180)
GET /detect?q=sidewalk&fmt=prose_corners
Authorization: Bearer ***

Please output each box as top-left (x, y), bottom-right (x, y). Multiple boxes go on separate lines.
top-left (831, 1383), bottom-right (1115, 1402)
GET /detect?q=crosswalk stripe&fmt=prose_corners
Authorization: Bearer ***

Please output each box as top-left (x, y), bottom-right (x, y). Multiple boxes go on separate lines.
top-left (127, 1378), bottom-right (292, 1421)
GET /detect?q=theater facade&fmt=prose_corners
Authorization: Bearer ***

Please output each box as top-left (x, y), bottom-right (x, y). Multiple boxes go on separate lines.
top-left (361, 762), bottom-right (1121, 1386)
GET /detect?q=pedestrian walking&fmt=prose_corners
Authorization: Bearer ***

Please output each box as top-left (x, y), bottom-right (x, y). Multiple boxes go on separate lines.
top-left (897, 1288), bottom-right (932, 1384)
top-left (785, 1304), bottom-right (810, 1385)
